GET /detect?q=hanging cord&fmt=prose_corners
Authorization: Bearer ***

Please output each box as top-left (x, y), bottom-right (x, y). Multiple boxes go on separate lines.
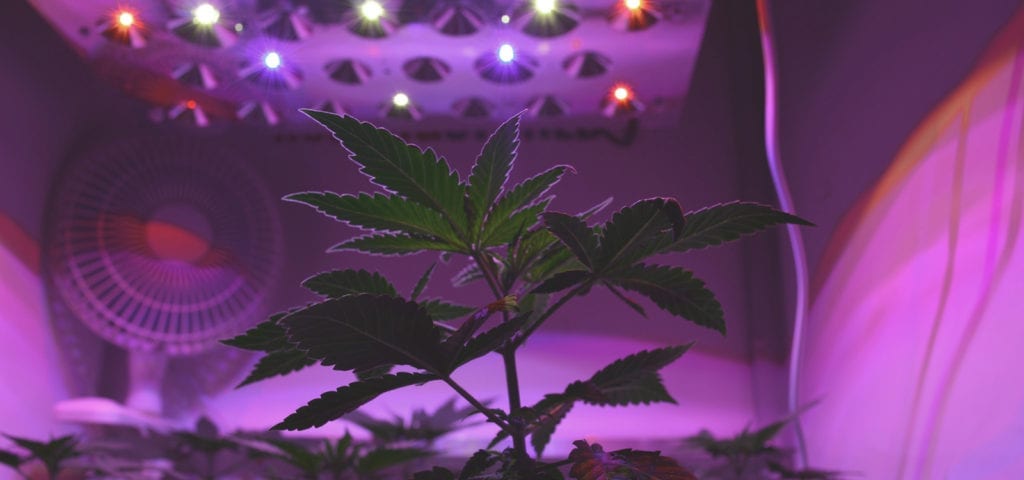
top-left (755, 0), bottom-right (810, 468)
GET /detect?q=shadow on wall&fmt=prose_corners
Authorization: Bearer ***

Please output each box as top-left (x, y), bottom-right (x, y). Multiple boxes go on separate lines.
top-left (801, 5), bottom-right (1024, 478)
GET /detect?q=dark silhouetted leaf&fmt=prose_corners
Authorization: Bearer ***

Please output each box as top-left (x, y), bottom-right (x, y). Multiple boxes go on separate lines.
top-left (414, 467), bottom-right (456, 480)
top-left (604, 264), bottom-right (725, 334)
top-left (542, 212), bottom-right (598, 268)
top-left (422, 300), bottom-right (476, 321)
top-left (0, 448), bottom-right (20, 468)
top-left (568, 440), bottom-right (695, 480)
top-left (358, 447), bottom-right (434, 473)
top-left (420, 300), bottom-right (476, 321)
top-left (238, 349), bottom-right (317, 387)
top-left (531, 270), bottom-right (590, 294)
top-left (467, 114), bottom-right (521, 233)
top-left (766, 461), bottom-right (844, 479)
top-left (282, 294), bottom-right (450, 374)
top-left (221, 313), bottom-right (288, 351)
top-left (4, 435), bottom-right (80, 479)
top-left (354, 364), bottom-right (393, 381)
top-left (451, 316), bottom-right (527, 369)
top-left (303, 269), bottom-right (398, 298)
top-left (330, 233), bottom-right (461, 255)
top-left (411, 263), bottom-right (436, 300)
top-left (301, 110), bottom-right (468, 233)
top-left (596, 198), bottom-right (684, 272)
top-left (664, 201), bottom-right (813, 253)
top-left (285, 192), bottom-right (460, 243)
top-left (528, 394), bottom-right (576, 458)
top-left (582, 345), bottom-right (690, 406)
top-left (274, 372), bottom-right (439, 430)
top-left (265, 438), bottom-right (324, 475)
top-left (459, 450), bottom-right (500, 480)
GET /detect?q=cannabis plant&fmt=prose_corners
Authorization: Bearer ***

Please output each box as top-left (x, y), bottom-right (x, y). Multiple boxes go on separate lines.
top-left (685, 415), bottom-right (842, 479)
top-left (223, 111), bottom-right (811, 479)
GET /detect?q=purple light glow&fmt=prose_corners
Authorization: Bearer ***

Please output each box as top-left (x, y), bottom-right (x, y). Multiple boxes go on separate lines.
top-left (799, 25), bottom-right (1024, 478)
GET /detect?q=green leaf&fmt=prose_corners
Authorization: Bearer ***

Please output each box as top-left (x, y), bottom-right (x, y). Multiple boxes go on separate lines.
top-left (664, 201), bottom-right (813, 253)
top-left (302, 269), bottom-right (398, 298)
top-left (568, 440), bottom-right (696, 480)
top-left (274, 372), bottom-right (440, 430)
top-left (301, 110), bottom-right (468, 233)
top-left (421, 300), bottom-right (476, 321)
top-left (282, 294), bottom-right (451, 374)
top-left (531, 270), bottom-right (590, 294)
top-left (480, 198), bottom-right (552, 247)
top-left (330, 233), bottom-right (461, 255)
top-left (358, 447), bottom-right (434, 473)
top-left (0, 449), bottom-right (20, 468)
top-left (467, 114), bottom-right (522, 234)
top-left (238, 349), bottom-right (317, 387)
top-left (481, 166), bottom-right (571, 244)
top-left (411, 263), bottom-right (436, 300)
top-left (286, 192), bottom-right (461, 244)
top-left (580, 345), bottom-right (691, 406)
top-left (541, 212), bottom-right (599, 268)
top-left (222, 313), bottom-right (289, 351)
top-left (451, 316), bottom-right (527, 369)
top-left (604, 264), bottom-right (725, 334)
top-left (596, 198), bottom-right (684, 273)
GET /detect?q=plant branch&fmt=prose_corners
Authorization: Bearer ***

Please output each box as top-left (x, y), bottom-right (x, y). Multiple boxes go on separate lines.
top-left (511, 283), bottom-right (589, 349)
top-left (441, 376), bottom-right (509, 431)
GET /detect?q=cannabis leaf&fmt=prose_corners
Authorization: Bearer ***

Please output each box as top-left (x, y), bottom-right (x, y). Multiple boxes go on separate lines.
top-left (302, 269), bottom-right (398, 298)
top-left (285, 192), bottom-right (462, 245)
top-left (274, 372), bottom-right (440, 430)
top-left (467, 114), bottom-right (522, 236)
top-left (541, 212), bottom-right (599, 268)
top-left (281, 294), bottom-right (450, 374)
top-left (595, 198), bottom-right (684, 273)
top-left (331, 233), bottom-right (460, 255)
top-left (4, 435), bottom-right (80, 479)
top-left (604, 264), bottom-right (725, 334)
top-left (664, 201), bottom-right (812, 253)
top-left (301, 110), bottom-right (468, 234)
top-left (568, 440), bottom-right (696, 480)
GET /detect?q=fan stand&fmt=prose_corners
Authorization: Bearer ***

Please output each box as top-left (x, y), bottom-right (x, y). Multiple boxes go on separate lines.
top-left (54, 351), bottom-right (178, 432)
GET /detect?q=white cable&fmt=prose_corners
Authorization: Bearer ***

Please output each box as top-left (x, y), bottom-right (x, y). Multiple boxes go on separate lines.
top-left (755, 0), bottom-right (811, 468)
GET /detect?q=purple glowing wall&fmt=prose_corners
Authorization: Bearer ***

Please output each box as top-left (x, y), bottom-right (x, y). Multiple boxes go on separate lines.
top-left (799, 8), bottom-right (1024, 478)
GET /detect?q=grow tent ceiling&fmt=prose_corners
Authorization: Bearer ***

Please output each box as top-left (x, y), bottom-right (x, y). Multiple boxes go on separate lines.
top-left (26, 0), bottom-right (709, 125)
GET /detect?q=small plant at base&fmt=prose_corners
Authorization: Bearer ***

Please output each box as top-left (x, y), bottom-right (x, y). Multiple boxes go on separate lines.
top-left (685, 414), bottom-right (843, 479)
top-left (223, 110), bottom-right (812, 479)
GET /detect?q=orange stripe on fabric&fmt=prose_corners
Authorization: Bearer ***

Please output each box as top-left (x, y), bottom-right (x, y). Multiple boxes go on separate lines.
top-left (896, 106), bottom-right (970, 480)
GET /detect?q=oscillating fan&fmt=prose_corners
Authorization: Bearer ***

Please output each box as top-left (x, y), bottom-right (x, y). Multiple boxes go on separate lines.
top-left (44, 136), bottom-right (282, 429)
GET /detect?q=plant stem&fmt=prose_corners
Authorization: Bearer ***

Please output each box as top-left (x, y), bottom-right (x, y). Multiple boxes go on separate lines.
top-left (511, 283), bottom-right (588, 349)
top-left (469, 249), bottom-right (530, 463)
top-left (470, 250), bottom-right (504, 299)
top-left (441, 376), bottom-right (509, 431)
top-left (502, 349), bottom-right (528, 458)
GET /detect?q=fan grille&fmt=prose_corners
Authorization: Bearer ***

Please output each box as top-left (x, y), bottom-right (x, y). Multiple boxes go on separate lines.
top-left (48, 138), bottom-right (281, 356)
